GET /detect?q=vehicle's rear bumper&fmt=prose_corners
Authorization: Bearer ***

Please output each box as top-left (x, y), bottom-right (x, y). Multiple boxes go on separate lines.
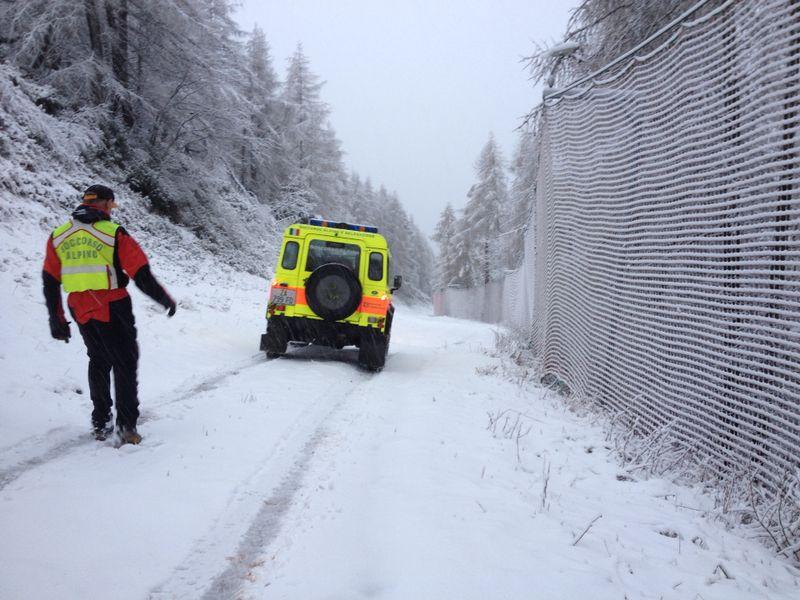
top-left (264, 315), bottom-right (374, 349)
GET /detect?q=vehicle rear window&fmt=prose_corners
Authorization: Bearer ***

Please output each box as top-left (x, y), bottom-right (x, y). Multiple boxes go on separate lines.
top-left (305, 240), bottom-right (361, 273)
top-left (281, 241), bottom-right (299, 270)
top-left (368, 252), bottom-right (384, 281)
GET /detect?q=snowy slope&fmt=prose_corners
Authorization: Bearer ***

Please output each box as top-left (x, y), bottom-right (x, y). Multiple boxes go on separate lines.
top-left (0, 63), bottom-right (281, 277)
top-left (1, 197), bottom-right (799, 598)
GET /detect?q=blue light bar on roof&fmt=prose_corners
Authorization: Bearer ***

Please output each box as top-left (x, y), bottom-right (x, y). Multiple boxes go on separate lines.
top-left (309, 218), bottom-right (378, 233)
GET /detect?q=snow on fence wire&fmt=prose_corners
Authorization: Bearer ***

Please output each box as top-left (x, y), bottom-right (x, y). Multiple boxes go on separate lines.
top-left (435, 0), bottom-right (800, 504)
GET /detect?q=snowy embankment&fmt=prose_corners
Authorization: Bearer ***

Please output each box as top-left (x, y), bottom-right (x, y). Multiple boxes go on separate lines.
top-left (1, 199), bottom-right (799, 599)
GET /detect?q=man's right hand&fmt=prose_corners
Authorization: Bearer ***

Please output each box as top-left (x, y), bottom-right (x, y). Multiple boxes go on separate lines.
top-left (49, 316), bottom-right (71, 343)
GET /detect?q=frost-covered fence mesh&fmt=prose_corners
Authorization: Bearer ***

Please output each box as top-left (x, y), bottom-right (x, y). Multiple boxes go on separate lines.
top-left (436, 0), bottom-right (800, 497)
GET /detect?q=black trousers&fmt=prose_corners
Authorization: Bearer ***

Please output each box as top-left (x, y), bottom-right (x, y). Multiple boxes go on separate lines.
top-left (75, 296), bottom-right (140, 431)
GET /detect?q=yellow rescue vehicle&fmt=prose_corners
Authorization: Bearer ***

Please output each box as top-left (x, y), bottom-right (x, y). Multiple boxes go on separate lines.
top-left (260, 218), bottom-right (401, 371)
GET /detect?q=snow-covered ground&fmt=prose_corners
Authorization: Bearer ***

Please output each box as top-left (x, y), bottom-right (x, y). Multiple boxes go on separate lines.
top-left (1, 203), bottom-right (799, 599)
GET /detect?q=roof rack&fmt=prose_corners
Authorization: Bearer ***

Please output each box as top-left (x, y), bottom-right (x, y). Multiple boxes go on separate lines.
top-left (308, 218), bottom-right (378, 234)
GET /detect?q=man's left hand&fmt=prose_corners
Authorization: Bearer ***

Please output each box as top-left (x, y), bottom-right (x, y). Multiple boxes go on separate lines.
top-left (163, 296), bottom-right (177, 317)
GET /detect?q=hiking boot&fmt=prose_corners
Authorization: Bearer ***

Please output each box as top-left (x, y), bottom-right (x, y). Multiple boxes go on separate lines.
top-left (117, 428), bottom-right (142, 445)
top-left (93, 423), bottom-right (114, 441)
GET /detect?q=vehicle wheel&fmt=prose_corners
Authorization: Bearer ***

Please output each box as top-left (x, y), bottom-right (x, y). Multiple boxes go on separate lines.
top-left (381, 305), bottom-right (394, 358)
top-left (359, 329), bottom-right (388, 372)
top-left (384, 305), bottom-right (395, 341)
top-left (305, 263), bottom-right (362, 322)
top-left (263, 318), bottom-right (289, 358)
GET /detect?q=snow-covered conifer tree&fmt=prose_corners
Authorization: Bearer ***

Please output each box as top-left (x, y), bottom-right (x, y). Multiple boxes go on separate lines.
top-left (456, 133), bottom-right (509, 286)
top-left (504, 128), bottom-right (538, 269)
top-left (276, 44), bottom-right (345, 220)
top-left (241, 25), bottom-right (281, 202)
top-left (431, 203), bottom-right (458, 290)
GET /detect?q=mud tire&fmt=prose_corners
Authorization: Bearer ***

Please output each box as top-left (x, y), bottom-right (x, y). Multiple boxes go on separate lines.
top-left (263, 318), bottom-right (289, 358)
top-left (358, 329), bottom-right (388, 372)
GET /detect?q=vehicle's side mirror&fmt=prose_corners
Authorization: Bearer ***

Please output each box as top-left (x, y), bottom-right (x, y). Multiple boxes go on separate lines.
top-left (391, 275), bottom-right (402, 292)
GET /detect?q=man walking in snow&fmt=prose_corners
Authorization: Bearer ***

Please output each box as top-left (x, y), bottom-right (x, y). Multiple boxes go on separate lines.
top-left (42, 184), bottom-right (176, 445)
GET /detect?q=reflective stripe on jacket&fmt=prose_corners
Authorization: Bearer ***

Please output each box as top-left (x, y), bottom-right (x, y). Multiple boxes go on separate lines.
top-left (51, 220), bottom-right (121, 292)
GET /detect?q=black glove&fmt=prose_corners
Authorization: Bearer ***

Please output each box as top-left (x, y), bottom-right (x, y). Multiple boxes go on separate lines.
top-left (162, 296), bottom-right (177, 317)
top-left (133, 265), bottom-right (175, 317)
top-left (49, 315), bottom-right (71, 343)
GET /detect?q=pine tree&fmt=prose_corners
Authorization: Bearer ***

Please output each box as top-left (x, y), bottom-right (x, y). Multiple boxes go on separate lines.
top-left (410, 217), bottom-right (435, 297)
top-left (432, 203), bottom-right (458, 290)
top-left (241, 25), bottom-right (280, 201)
top-left (505, 128), bottom-right (537, 268)
top-left (247, 26), bottom-right (278, 95)
top-left (456, 133), bottom-right (509, 286)
top-left (276, 44), bottom-right (345, 220)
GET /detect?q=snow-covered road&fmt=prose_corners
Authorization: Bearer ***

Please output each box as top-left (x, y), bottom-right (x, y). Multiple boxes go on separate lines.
top-left (1, 234), bottom-right (798, 598)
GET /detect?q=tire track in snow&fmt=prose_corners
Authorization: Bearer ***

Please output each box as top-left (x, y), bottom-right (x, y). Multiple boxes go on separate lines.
top-left (149, 364), bottom-right (375, 600)
top-left (151, 422), bottom-right (334, 600)
top-left (138, 353), bottom-right (265, 419)
top-left (201, 427), bottom-right (329, 599)
top-left (0, 354), bottom-right (264, 491)
top-left (199, 424), bottom-right (335, 600)
top-left (0, 433), bottom-right (93, 491)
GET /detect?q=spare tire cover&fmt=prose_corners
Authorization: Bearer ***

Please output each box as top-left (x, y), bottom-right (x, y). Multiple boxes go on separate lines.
top-left (305, 263), bottom-right (362, 321)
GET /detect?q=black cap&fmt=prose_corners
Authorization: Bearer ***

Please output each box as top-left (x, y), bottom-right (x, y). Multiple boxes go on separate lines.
top-left (82, 184), bottom-right (115, 202)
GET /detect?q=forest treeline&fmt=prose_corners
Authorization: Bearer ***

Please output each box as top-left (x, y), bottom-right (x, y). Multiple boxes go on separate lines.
top-left (431, 0), bottom-right (699, 291)
top-left (0, 0), bottom-right (433, 299)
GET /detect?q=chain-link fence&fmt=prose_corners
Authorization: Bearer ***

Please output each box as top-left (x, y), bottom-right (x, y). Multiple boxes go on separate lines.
top-left (435, 0), bottom-right (799, 510)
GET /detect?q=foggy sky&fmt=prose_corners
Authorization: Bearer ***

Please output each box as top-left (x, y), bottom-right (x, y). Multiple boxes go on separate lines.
top-left (234, 1), bottom-right (576, 235)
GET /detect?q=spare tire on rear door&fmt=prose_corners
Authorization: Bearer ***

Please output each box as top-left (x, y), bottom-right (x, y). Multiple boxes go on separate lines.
top-left (305, 263), bottom-right (362, 321)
